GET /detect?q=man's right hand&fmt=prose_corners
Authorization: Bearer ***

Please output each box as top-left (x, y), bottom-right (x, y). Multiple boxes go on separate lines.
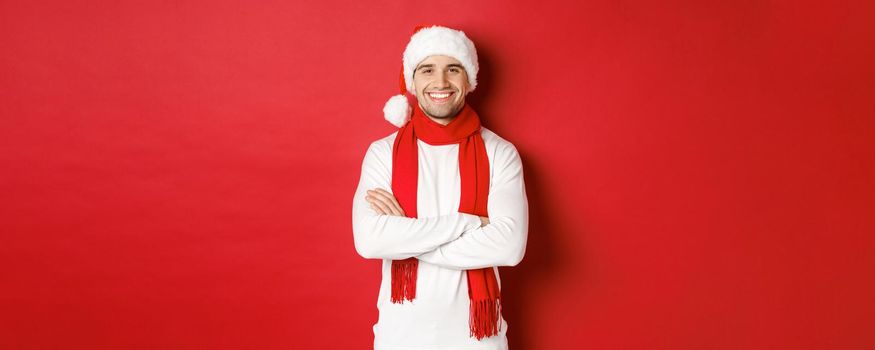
top-left (479, 216), bottom-right (490, 227)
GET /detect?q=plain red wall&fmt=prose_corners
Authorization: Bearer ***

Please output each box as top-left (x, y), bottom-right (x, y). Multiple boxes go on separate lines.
top-left (2, 1), bottom-right (873, 349)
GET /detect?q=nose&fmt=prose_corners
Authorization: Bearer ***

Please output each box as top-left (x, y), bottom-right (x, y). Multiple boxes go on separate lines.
top-left (433, 72), bottom-right (450, 88)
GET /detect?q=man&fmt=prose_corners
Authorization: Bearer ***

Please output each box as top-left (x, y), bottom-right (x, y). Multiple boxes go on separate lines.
top-left (352, 25), bottom-right (529, 350)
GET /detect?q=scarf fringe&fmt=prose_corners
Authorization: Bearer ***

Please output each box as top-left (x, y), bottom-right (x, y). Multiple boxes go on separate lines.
top-left (469, 297), bottom-right (502, 340)
top-left (390, 259), bottom-right (418, 303)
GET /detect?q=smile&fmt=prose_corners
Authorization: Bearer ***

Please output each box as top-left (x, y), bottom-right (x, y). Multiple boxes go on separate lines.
top-left (427, 91), bottom-right (454, 104)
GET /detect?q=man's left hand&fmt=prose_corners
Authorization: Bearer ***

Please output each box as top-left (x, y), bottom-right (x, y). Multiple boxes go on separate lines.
top-left (366, 188), bottom-right (406, 216)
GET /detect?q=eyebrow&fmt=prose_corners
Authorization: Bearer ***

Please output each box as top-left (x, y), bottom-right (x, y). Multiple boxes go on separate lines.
top-left (417, 64), bottom-right (466, 71)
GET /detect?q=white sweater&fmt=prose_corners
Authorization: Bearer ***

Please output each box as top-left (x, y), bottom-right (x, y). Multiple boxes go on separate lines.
top-left (352, 126), bottom-right (529, 350)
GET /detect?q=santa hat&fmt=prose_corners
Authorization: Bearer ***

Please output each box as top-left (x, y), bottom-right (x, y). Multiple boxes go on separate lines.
top-left (383, 25), bottom-right (479, 127)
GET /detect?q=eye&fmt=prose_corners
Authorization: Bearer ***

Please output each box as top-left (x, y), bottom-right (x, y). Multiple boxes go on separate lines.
top-left (449, 68), bottom-right (460, 73)
top-left (421, 68), bottom-right (433, 74)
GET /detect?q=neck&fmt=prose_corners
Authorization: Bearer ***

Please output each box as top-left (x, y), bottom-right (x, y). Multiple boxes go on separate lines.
top-left (420, 104), bottom-right (464, 126)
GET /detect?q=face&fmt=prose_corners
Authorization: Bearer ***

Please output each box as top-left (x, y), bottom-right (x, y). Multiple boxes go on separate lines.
top-left (412, 55), bottom-right (471, 124)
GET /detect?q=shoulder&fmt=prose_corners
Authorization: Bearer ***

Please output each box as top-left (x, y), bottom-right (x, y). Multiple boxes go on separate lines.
top-left (480, 127), bottom-right (521, 162)
top-left (480, 127), bottom-right (524, 187)
top-left (366, 130), bottom-right (399, 156)
top-left (360, 131), bottom-right (399, 175)
top-left (480, 127), bottom-right (515, 149)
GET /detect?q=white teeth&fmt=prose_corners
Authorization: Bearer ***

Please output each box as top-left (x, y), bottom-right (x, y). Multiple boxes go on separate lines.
top-left (428, 92), bottom-right (451, 99)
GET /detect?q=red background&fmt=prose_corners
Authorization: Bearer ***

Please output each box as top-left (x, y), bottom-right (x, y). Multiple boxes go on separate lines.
top-left (2, 1), bottom-right (873, 349)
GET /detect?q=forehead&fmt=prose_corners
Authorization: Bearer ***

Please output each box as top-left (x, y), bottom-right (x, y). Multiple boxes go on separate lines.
top-left (415, 55), bottom-right (463, 68)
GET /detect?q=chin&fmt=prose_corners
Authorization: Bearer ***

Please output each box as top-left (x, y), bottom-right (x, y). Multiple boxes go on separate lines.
top-left (425, 103), bottom-right (463, 118)
top-left (431, 109), bottom-right (454, 118)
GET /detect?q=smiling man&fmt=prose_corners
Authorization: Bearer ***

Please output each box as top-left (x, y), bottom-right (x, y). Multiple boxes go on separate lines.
top-left (352, 25), bottom-right (529, 350)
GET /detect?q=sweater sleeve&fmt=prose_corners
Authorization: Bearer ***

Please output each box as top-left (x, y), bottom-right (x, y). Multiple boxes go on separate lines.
top-left (415, 143), bottom-right (529, 270)
top-left (352, 140), bottom-right (484, 261)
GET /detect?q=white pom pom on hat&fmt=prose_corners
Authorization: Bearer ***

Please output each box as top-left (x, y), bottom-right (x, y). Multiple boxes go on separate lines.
top-left (383, 94), bottom-right (412, 128)
top-left (382, 24), bottom-right (479, 127)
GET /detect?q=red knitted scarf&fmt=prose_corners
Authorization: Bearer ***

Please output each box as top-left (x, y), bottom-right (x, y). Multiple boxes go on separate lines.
top-left (390, 102), bottom-right (502, 340)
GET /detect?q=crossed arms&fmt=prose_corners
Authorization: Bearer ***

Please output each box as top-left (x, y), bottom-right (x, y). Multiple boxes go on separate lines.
top-left (351, 138), bottom-right (529, 270)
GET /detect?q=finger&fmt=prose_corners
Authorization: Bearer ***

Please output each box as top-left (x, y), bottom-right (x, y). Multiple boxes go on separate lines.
top-left (366, 194), bottom-right (389, 214)
top-left (365, 197), bottom-right (382, 214)
top-left (375, 193), bottom-right (403, 216)
top-left (373, 188), bottom-right (406, 216)
top-left (371, 189), bottom-right (405, 216)
top-left (367, 194), bottom-right (395, 216)
top-left (369, 190), bottom-right (403, 216)
top-left (368, 201), bottom-right (386, 215)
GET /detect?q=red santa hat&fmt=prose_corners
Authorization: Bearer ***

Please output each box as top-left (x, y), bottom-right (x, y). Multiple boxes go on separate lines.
top-left (383, 25), bottom-right (480, 127)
